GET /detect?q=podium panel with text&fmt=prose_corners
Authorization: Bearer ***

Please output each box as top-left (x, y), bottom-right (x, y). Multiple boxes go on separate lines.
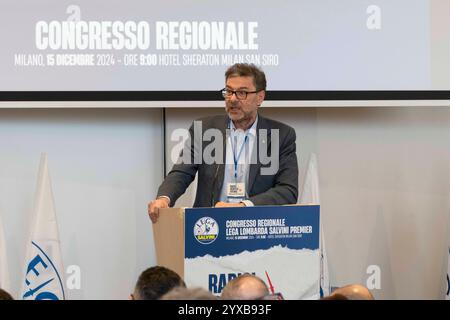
top-left (153, 205), bottom-right (320, 300)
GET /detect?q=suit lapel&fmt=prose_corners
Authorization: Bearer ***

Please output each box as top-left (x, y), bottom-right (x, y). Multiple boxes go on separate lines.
top-left (248, 115), bottom-right (271, 194)
top-left (213, 116), bottom-right (228, 203)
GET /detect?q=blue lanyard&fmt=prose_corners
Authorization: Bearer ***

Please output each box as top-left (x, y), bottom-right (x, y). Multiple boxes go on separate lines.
top-left (230, 131), bottom-right (249, 180)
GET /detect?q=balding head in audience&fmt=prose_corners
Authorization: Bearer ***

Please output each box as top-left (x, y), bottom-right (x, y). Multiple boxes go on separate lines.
top-left (324, 284), bottom-right (374, 300)
top-left (221, 273), bottom-right (269, 300)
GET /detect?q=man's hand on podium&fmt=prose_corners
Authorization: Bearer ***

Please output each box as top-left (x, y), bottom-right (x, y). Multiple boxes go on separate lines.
top-left (148, 197), bottom-right (170, 223)
top-left (214, 202), bottom-right (245, 208)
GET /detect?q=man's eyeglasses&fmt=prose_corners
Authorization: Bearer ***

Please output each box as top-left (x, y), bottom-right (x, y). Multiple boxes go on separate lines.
top-left (221, 88), bottom-right (261, 100)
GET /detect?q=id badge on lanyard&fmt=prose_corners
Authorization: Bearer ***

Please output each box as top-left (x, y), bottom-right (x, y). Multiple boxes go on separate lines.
top-left (226, 182), bottom-right (246, 203)
top-left (227, 128), bottom-right (248, 203)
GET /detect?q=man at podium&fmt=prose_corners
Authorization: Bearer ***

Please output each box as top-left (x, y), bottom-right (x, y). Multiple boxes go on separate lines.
top-left (148, 63), bottom-right (298, 223)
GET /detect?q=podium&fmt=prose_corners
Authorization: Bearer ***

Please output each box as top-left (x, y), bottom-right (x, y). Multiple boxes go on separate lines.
top-left (152, 205), bottom-right (320, 299)
top-left (152, 207), bottom-right (185, 280)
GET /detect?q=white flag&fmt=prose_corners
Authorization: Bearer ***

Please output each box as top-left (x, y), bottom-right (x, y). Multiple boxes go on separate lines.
top-left (0, 214), bottom-right (11, 293)
top-left (20, 153), bottom-right (66, 300)
top-left (299, 153), bottom-right (330, 297)
top-left (300, 153), bottom-right (320, 204)
top-left (446, 246), bottom-right (450, 300)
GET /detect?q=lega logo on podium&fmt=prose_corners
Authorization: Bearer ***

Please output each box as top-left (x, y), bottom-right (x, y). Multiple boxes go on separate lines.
top-left (194, 217), bottom-right (219, 245)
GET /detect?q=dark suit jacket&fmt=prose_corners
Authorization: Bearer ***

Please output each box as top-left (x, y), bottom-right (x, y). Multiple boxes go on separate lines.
top-left (157, 114), bottom-right (298, 207)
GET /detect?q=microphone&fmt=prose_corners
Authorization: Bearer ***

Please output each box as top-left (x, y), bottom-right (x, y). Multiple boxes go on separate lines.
top-left (210, 163), bottom-right (220, 207)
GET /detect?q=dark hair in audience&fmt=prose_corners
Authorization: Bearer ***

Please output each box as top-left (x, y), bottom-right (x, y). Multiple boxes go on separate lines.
top-left (225, 63), bottom-right (267, 91)
top-left (0, 288), bottom-right (13, 300)
top-left (133, 266), bottom-right (186, 300)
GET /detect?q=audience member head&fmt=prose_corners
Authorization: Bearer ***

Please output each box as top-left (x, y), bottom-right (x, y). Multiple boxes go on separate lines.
top-left (160, 287), bottom-right (217, 300)
top-left (221, 273), bottom-right (270, 300)
top-left (0, 288), bottom-right (13, 300)
top-left (320, 293), bottom-right (349, 300)
top-left (131, 266), bottom-right (185, 300)
top-left (325, 284), bottom-right (374, 300)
